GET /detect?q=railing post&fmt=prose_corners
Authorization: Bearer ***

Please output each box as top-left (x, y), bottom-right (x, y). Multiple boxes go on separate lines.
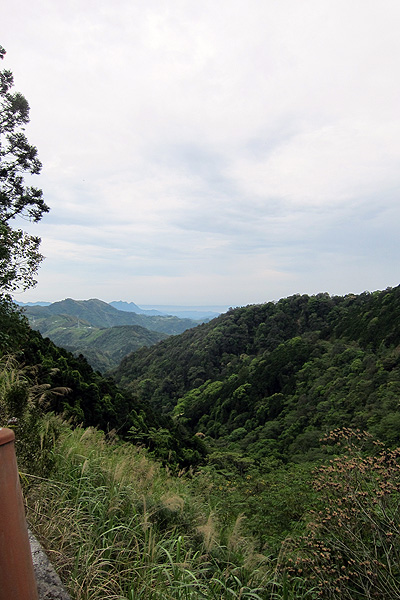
top-left (0, 427), bottom-right (39, 600)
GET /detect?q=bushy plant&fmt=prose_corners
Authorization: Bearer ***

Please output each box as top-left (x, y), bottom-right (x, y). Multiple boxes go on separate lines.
top-left (281, 429), bottom-right (400, 599)
top-left (0, 354), bottom-right (67, 475)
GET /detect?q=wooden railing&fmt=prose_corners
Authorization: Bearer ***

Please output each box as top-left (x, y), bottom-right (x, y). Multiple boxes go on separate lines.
top-left (0, 427), bottom-right (38, 599)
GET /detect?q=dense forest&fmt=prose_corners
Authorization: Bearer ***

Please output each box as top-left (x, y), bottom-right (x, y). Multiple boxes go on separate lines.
top-left (113, 286), bottom-right (400, 463)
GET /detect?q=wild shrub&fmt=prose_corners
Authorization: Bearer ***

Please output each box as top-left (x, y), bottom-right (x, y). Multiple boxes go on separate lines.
top-left (0, 354), bottom-right (67, 475)
top-left (281, 428), bottom-right (400, 599)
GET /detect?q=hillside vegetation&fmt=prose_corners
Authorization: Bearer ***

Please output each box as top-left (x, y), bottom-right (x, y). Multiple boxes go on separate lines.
top-left (0, 296), bottom-right (205, 468)
top-left (2, 287), bottom-right (400, 599)
top-left (113, 286), bottom-right (400, 462)
top-left (24, 298), bottom-right (201, 333)
top-left (26, 315), bottom-right (168, 372)
top-left (23, 298), bottom-right (201, 371)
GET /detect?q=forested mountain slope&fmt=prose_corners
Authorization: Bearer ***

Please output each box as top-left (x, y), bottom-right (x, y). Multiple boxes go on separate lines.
top-left (4, 291), bottom-right (400, 599)
top-left (23, 311), bottom-right (168, 372)
top-left (23, 297), bottom-right (201, 371)
top-left (112, 286), bottom-right (400, 462)
top-left (0, 297), bottom-right (205, 466)
top-left (56, 324), bottom-right (168, 373)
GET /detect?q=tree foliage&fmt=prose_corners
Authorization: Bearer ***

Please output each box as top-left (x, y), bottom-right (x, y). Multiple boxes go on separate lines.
top-left (0, 45), bottom-right (49, 292)
top-left (113, 286), bottom-right (400, 463)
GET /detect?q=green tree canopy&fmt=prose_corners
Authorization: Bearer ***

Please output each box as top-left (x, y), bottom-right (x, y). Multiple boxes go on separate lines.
top-left (0, 45), bottom-right (49, 292)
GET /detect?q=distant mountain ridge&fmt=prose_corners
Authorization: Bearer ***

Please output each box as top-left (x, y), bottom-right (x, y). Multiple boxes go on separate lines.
top-left (18, 299), bottom-right (226, 320)
top-left (17, 301), bottom-right (51, 307)
top-left (22, 298), bottom-right (203, 371)
top-left (23, 298), bottom-right (202, 333)
top-left (110, 301), bottom-right (227, 320)
top-left (109, 301), bottom-right (165, 316)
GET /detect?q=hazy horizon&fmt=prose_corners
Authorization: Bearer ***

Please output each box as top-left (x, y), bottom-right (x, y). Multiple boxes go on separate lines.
top-left (16, 298), bottom-right (232, 311)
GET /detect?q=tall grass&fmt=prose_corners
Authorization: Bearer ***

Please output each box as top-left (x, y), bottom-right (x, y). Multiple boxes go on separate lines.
top-left (24, 426), bottom-right (299, 600)
top-left (0, 357), bottom-right (317, 599)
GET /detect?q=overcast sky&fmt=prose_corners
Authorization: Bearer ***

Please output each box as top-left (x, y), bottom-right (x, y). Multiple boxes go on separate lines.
top-left (2, 0), bottom-right (400, 306)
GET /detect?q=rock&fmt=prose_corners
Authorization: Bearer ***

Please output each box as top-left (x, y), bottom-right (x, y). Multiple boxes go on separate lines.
top-left (28, 530), bottom-right (71, 600)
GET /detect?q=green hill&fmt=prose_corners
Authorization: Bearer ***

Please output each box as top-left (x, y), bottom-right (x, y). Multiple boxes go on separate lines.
top-left (24, 297), bottom-right (201, 334)
top-left (112, 286), bottom-right (400, 461)
top-left (0, 296), bottom-right (206, 467)
top-left (60, 325), bottom-right (168, 373)
top-left (24, 311), bottom-right (168, 372)
top-left (23, 298), bottom-right (202, 370)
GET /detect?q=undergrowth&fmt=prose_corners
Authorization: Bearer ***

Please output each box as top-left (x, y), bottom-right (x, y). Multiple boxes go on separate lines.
top-left (24, 425), bottom-right (306, 599)
top-left (4, 355), bottom-right (398, 599)
top-left (0, 355), bottom-right (309, 599)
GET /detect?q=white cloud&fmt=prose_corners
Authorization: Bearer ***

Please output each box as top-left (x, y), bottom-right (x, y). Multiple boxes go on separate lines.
top-left (3, 0), bottom-right (400, 304)
top-left (227, 119), bottom-right (400, 205)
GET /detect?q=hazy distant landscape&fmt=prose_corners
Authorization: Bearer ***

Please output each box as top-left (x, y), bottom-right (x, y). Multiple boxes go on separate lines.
top-left (18, 299), bottom-right (230, 321)
top-left (20, 298), bottom-right (224, 371)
